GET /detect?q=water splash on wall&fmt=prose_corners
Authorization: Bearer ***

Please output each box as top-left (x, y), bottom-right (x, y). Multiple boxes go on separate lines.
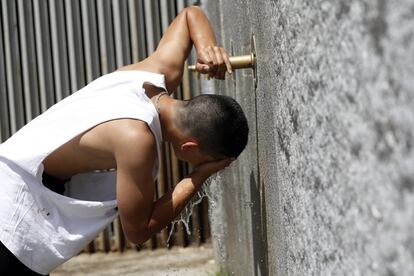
top-left (167, 173), bottom-right (222, 243)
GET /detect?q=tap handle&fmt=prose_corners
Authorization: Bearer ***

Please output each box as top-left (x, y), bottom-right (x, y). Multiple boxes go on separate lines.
top-left (188, 53), bottom-right (256, 72)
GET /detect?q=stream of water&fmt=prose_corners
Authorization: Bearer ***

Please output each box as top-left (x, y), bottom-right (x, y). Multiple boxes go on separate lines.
top-left (167, 174), bottom-right (222, 243)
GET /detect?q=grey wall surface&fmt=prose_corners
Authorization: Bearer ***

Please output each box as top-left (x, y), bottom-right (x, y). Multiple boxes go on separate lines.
top-left (202, 0), bottom-right (414, 275)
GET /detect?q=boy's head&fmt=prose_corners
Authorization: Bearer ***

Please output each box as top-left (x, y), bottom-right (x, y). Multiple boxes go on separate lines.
top-left (172, 94), bottom-right (249, 165)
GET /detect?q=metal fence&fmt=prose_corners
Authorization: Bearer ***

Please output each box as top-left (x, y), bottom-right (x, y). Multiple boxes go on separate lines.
top-left (0, 0), bottom-right (210, 252)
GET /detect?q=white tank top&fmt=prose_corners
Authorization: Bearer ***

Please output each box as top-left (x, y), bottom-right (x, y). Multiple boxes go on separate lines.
top-left (0, 71), bottom-right (165, 274)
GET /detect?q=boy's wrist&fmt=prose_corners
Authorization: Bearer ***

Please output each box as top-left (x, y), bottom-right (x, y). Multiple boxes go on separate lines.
top-left (196, 45), bottom-right (216, 55)
top-left (188, 170), bottom-right (208, 189)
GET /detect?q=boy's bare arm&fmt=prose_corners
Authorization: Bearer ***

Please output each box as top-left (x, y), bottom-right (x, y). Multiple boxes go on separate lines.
top-left (114, 124), bottom-right (232, 244)
top-left (149, 6), bottom-right (232, 87)
top-left (118, 6), bottom-right (231, 90)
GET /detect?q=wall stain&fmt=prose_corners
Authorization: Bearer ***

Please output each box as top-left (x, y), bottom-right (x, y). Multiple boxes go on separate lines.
top-left (335, 2), bottom-right (350, 20)
top-left (374, 120), bottom-right (395, 161)
top-left (308, 80), bottom-right (319, 98)
top-left (367, 0), bottom-right (388, 56)
top-left (322, 251), bottom-right (337, 264)
top-left (289, 107), bottom-right (299, 133)
top-left (386, 267), bottom-right (397, 276)
top-left (345, 93), bottom-right (356, 104)
top-left (350, 142), bottom-right (362, 158)
top-left (399, 176), bottom-right (414, 194)
top-left (277, 128), bottom-right (291, 164)
top-left (314, 176), bottom-right (323, 191)
top-left (405, 132), bottom-right (413, 153)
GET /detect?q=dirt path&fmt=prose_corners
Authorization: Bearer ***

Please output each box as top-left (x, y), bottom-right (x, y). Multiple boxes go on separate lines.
top-left (52, 245), bottom-right (217, 276)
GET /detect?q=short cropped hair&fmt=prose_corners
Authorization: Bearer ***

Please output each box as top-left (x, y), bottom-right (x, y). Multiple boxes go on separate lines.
top-left (176, 94), bottom-right (249, 158)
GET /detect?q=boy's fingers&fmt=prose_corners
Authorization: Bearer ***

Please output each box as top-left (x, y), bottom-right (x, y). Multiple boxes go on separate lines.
top-left (213, 47), bottom-right (224, 64)
top-left (220, 48), bottom-right (232, 74)
top-left (198, 50), bottom-right (212, 66)
top-left (197, 47), bottom-right (232, 78)
top-left (215, 64), bottom-right (226, 80)
top-left (206, 46), bottom-right (217, 65)
top-left (213, 47), bottom-right (225, 78)
top-left (206, 49), bottom-right (218, 77)
top-left (195, 63), bottom-right (210, 74)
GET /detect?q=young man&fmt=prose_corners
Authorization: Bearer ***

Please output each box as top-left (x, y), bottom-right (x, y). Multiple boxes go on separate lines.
top-left (0, 6), bottom-right (248, 275)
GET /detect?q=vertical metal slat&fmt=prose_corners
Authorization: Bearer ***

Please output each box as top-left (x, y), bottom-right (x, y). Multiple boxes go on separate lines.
top-left (33, 0), bottom-right (55, 112)
top-left (128, 0), bottom-right (147, 62)
top-left (17, 0), bottom-right (41, 121)
top-left (2, 0), bottom-right (25, 133)
top-left (159, 0), bottom-right (171, 33)
top-left (143, 0), bottom-right (161, 54)
top-left (80, 0), bottom-right (100, 83)
top-left (49, 0), bottom-right (70, 101)
top-left (97, 0), bottom-right (116, 74)
top-left (176, 0), bottom-right (185, 13)
top-left (112, 0), bottom-right (131, 68)
top-left (112, 0), bottom-right (123, 68)
top-left (128, 0), bottom-right (139, 63)
top-left (0, 2), bottom-right (10, 141)
top-left (65, 0), bottom-right (86, 92)
top-left (16, 0), bottom-right (32, 121)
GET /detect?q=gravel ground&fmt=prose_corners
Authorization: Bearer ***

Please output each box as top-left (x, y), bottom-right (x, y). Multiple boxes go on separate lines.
top-left (51, 245), bottom-right (217, 276)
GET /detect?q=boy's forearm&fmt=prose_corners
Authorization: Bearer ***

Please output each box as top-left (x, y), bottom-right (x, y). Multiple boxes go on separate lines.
top-left (186, 6), bottom-right (217, 50)
top-left (130, 158), bottom-right (232, 245)
top-left (134, 172), bottom-right (206, 244)
top-left (186, 6), bottom-right (232, 78)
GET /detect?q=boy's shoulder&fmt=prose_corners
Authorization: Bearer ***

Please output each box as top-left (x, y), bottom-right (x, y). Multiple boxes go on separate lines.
top-left (106, 119), bottom-right (157, 167)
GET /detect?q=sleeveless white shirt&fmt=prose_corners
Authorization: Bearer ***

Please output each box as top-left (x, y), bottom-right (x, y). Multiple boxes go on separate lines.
top-left (0, 71), bottom-right (165, 275)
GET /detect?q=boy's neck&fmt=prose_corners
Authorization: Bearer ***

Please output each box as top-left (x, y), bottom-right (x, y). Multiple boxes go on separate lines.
top-left (156, 95), bottom-right (184, 143)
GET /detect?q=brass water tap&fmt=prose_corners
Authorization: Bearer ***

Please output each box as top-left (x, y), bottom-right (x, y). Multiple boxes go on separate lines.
top-left (188, 53), bottom-right (256, 80)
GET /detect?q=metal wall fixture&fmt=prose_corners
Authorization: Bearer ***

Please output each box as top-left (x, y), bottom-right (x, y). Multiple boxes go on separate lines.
top-left (187, 53), bottom-right (256, 71)
top-left (188, 53), bottom-right (256, 80)
top-left (187, 44), bottom-right (257, 82)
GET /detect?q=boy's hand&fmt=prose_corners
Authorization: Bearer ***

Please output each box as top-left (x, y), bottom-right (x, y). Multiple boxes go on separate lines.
top-left (196, 46), bottom-right (232, 80)
top-left (192, 158), bottom-right (234, 184)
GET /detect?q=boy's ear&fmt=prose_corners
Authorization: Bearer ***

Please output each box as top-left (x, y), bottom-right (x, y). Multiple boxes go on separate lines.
top-left (181, 141), bottom-right (199, 151)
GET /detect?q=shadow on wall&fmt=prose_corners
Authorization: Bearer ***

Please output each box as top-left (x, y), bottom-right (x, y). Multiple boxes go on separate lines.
top-left (250, 172), bottom-right (268, 276)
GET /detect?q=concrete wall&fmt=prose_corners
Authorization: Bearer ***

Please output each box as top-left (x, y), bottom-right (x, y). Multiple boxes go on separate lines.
top-left (201, 0), bottom-right (414, 275)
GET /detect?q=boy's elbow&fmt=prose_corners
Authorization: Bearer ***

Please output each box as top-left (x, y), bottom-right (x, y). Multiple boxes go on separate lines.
top-left (183, 6), bottom-right (205, 21)
top-left (129, 236), bottom-right (149, 246)
top-left (184, 5), bottom-right (203, 14)
top-left (123, 226), bottom-right (151, 245)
